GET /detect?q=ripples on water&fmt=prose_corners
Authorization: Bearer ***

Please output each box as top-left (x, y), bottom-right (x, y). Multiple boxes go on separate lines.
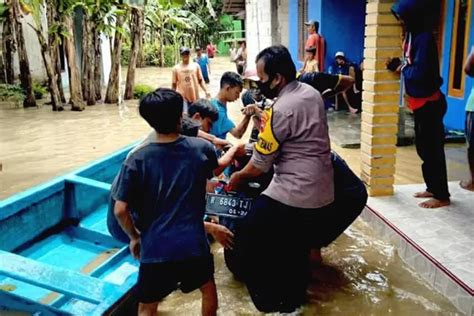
top-left (159, 219), bottom-right (458, 315)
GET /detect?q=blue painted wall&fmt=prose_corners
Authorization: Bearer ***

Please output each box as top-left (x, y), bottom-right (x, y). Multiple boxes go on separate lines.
top-left (440, 1), bottom-right (474, 132)
top-left (320, 0), bottom-right (366, 70)
top-left (288, 0), bottom-right (300, 67)
top-left (308, 0), bottom-right (322, 22)
top-left (287, 0), bottom-right (365, 71)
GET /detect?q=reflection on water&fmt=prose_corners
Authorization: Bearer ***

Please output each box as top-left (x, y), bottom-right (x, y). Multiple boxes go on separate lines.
top-left (159, 219), bottom-right (458, 315)
top-left (0, 101), bottom-right (150, 199)
top-left (0, 59), bottom-right (461, 314)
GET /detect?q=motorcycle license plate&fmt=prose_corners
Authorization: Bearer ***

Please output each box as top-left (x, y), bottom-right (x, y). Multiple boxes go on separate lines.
top-left (205, 194), bottom-right (253, 218)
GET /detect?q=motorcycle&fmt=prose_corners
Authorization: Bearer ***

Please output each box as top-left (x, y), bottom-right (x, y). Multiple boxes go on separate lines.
top-left (205, 150), bottom-right (368, 279)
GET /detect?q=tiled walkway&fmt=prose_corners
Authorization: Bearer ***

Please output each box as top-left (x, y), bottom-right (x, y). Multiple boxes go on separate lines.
top-left (363, 182), bottom-right (474, 314)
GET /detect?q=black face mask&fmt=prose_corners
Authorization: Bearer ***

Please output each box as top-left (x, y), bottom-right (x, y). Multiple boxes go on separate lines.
top-left (256, 76), bottom-right (279, 99)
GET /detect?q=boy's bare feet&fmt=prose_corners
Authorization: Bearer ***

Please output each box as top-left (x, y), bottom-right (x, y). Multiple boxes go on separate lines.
top-left (413, 191), bottom-right (434, 198)
top-left (460, 180), bottom-right (474, 191)
top-left (418, 198), bottom-right (450, 209)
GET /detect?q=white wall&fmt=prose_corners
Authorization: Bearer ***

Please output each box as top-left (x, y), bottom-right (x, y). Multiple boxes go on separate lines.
top-left (277, 0), bottom-right (289, 47)
top-left (101, 33), bottom-right (112, 86)
top-left (245, 0), bottom-right (289, 71)
top-left (13, 12), bottom-right (48, 81)
top-left (245, 0), bottom-right (274, 71)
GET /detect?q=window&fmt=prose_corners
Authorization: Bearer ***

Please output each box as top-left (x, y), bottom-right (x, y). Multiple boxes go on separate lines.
top-left (297, 0), bottom-right (308, 60)
top-left (448, 0), bottom-right (472, 97)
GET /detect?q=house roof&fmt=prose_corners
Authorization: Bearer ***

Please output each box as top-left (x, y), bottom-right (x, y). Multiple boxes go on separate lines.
top-left (222, 0), bottom-right (245, 17)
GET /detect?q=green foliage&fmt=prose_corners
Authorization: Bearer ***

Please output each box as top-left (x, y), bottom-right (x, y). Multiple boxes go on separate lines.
top-left (0, 3), bottom-right (9, 22)
top-left (143, 43), bottom-right (160, 66)
top-left (143, 0), bottom-right (232, 64)
top-left (0, 84), bottom-right (26, 103)
top-left (121, 43), bottom-right (131, 65)
top-left (162, 45), bottom-right (175, 67)
top-left (133, 84), bottom-right (155, 99)
top-left (182, 0), bottom-right (230, 44)
top-left (122, 43), bottom-right (174, 67)
top-left (33, 82), bottom-right (48, 99)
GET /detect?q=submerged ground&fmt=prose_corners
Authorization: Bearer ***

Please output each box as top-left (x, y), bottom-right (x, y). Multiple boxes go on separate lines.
top-left (0, 57), bottom-right (467, 314)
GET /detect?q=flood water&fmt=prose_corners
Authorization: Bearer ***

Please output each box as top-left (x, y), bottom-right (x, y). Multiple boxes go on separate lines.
top-left (0, 58), bottom-right (462, 314)
top-left (158, 219), bottom-right (459, 315)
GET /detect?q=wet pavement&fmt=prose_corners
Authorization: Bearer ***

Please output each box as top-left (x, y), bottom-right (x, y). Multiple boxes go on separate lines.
top-left (365, 182), bottom-right (474, 315)
top-left (327, 110), bottom-right (415, 148)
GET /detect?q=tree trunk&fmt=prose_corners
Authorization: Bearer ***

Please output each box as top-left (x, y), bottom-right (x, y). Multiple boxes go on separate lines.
top-left (63, 15), bottom-right (84, 111)
top-left (105, 15), bottom-right (124, 104)
top-left (0, 56), bottom-right (6, 83)
top-left (137, 0), bottom-right (146, 67)
top-left (81, 13), bottom-right (89, 101)
top-left (55, 48), bottom-right (66, 103)
top-left (160, 26), bottom-right (164, 67)
top-left (32, 27), bottom-right (63, 111)
top-left (80, 15), bottom-right (96, 106)
top-left (3, 0), bottom-right (15, 84)
top-left (94, 29), bottom-right (102, 101)
top-left (11, 0), bottom-right (36, 107)
top-left (136, 12), bottom-right (145, 67)
top-left (47, 0), bottom-right (66, 104)
top-left (124, 7), bottom-right (141, 100)
top-left (86, 22), bottom-right (96, 106)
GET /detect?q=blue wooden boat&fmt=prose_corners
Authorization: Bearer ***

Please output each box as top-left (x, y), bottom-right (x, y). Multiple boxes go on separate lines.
top-left (0, 144), bottom-right (139, 315)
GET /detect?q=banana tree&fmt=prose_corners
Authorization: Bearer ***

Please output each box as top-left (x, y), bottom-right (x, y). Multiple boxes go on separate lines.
top-left (146, 0), bottom-right (189, 67)
top-left (0, 1), bottom-right (15, 84)
top-left (124, 5), bottom-right (143, 100)
top-left (165, 28), bottom-right (187, 64)
top-left (54, 0), bottom-right (87, 111)
top-left (63, 14), bottom-right (85, 111)
top-left (105, 5), bottom-right (128, 104)
top-left (183, 0), bottom-right (226, 47)
top-left (146, 1), bottom-right (206, 67)
top-left (46, 0), bottom-right (66, 104)
top-left (23, 0), bottom-right (65, 111)
top-left (74, 0), bottom-right (127, 105)
top-left (9, 0), bottom-right (36, 107)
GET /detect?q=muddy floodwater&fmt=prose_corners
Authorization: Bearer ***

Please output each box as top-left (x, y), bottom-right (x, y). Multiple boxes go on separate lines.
top-left (158, 219), bottom-right (459, 315)
top-left (0, 59), bottom-right (463, 314)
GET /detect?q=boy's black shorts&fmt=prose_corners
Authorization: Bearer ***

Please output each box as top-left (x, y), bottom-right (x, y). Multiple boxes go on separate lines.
top-left (137, 254), bottom-right (214, 303)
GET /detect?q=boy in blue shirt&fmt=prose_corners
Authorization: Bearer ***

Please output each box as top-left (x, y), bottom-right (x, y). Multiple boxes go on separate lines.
top-left (194, 47), bottom-right (211, 84)
top-left (113, 88), bottom-right (218, 315)
top-left (210, 71), bottom-right (258, 140)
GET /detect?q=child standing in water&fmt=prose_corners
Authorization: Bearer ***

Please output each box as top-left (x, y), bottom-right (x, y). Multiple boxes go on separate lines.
top-left (113, 89), bottom-right (218, 316)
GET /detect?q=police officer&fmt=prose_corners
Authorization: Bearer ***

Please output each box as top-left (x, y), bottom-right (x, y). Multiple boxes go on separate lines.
top-left (228, 45), bottom-right (334, 313)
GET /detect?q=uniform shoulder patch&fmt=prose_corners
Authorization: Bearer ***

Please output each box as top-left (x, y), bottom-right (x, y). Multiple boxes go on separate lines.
top-left (255, 107), bottom-right (280, 155)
